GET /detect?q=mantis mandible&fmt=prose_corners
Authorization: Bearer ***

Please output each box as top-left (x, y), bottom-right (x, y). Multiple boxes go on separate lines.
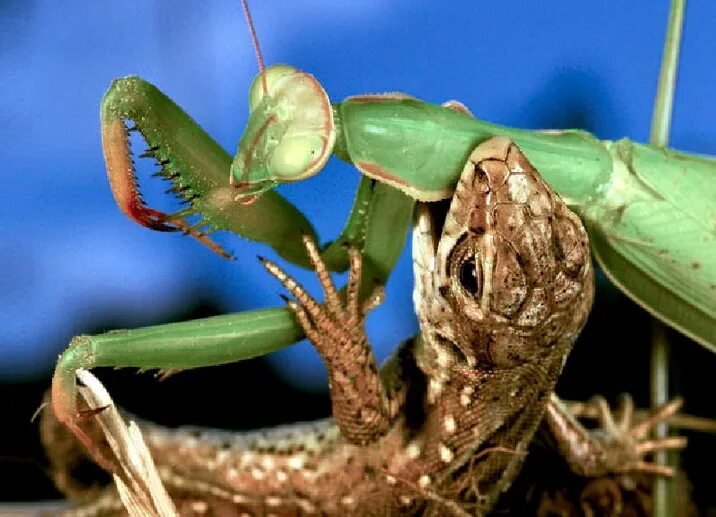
top-left (50, 0), bottom-right (714, 477)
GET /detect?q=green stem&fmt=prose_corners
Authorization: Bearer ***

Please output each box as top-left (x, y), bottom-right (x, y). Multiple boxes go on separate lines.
top-left (650, 321), bottom-right (671, 516)
top-left (648, 1), bottom-right (685, 515)
top-left (649, 0), bottom-right (686, 148)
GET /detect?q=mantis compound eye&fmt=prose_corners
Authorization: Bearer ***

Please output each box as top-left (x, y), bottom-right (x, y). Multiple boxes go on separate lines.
top-left (270, 134), bottom-right (326, 180)
top-left (232, 64), bottom-right (336, 195)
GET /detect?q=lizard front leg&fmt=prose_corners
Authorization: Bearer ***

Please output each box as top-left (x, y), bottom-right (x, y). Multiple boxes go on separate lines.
top-left (262, 235), bottom-right (396, 445)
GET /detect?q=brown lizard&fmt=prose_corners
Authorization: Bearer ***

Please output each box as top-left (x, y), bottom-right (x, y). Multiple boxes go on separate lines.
top-left (43, 136), bottom-right (684, 516)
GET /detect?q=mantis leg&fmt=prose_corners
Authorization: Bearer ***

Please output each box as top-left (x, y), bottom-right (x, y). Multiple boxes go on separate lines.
top-left (56, 76), bottom-right (415, 469)
top-left (51, 308), bottom-right (303, 470)
top-left (101, 75), bottom-right (414, 280)
top-left (58, 84), bottom-right (414, 467)
top-left (52, 199), bottom-right (412, 469)
top-left (101, 75), bottom-right (318, 266)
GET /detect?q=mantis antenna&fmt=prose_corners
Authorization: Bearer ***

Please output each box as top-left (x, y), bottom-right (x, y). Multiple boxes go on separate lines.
top-left (230, 1), bottom-right (336, 200)
top-left (241, 0), bottom-right (268, 96)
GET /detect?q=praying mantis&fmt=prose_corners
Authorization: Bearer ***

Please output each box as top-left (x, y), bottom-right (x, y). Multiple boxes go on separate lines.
top-left (46, 0), bottom-right (715, 507)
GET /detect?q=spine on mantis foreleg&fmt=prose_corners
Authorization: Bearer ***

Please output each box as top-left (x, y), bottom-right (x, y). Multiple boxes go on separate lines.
top-left (101, 75), bottom-right (318, 266)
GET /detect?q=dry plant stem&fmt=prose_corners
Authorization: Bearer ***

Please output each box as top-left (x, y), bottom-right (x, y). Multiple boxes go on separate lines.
top-left (76, 370), bottom-right (178, 517)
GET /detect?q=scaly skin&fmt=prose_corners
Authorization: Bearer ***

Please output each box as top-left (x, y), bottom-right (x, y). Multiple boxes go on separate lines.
top-left (46, 137), bottom-right (683, 516)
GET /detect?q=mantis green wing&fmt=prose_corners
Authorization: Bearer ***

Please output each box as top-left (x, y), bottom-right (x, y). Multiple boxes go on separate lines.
top-left (588, 140), bottom-right (716, 347)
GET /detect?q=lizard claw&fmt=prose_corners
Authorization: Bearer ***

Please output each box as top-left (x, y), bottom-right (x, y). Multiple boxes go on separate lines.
top-left (586, 394), bottom-right (686, 477)
top-left (261, 235), bottom-right (392, 444)
top-left (261, 235), bottom-right (380, 351)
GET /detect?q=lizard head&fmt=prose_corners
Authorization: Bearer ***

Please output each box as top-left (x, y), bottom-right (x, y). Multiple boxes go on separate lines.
top-left (413, 137), bottom-right (593, 372)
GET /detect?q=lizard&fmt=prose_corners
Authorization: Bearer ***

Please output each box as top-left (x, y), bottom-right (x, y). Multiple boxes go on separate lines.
top-left (42, 136), bottom-right (685, 516)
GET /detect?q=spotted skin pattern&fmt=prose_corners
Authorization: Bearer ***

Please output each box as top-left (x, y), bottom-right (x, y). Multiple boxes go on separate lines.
top-left (46, 138), bottom-right (681, 516)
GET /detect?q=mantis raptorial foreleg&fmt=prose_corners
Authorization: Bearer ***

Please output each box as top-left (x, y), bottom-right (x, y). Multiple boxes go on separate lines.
top-left (53, 75), bottom-right (415, 469)
top-left (101, 75), bottom-right (415, 273)
top-left (101, 76), bottom-right (317, 266)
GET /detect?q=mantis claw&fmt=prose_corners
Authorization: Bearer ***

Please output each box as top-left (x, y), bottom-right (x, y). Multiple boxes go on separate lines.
top-left (163, 216), bottom-right (234, 259)
top-left (102, 93), bottom-right (232, 259)
top-left (77, 405), bottom-right (111, 420)
top-left (50, 377), bottom-right (118, 475)
top-left (102, 117), bottom-right (179, 233)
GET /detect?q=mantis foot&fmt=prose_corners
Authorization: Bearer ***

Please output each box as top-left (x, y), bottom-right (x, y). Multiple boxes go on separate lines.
top-left (50, 336), bottom-right (121, 476)
top-left (546, 394), bottom-right (686, 478)
top-left (261, 235), bottom-right (394, 445)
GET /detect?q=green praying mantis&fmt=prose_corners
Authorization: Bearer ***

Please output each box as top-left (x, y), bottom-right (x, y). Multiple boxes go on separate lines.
top-left (51, 0), bottom-right (715, 474)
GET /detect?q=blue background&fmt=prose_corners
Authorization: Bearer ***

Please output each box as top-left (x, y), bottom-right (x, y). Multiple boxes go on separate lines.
top-left (2, 1), bottom-right (715, 390)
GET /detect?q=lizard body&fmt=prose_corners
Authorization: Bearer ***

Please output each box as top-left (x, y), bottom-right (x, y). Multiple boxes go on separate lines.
top-left (46, 137), bottom-right (680, 516)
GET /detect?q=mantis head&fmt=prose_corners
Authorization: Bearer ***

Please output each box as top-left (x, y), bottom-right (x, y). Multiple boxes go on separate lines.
top-left (231, 65), bottom-right (336, 200)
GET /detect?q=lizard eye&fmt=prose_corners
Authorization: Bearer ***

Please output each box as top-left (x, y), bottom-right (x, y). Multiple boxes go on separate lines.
top-left (458, 259), bottom-right (480, 295)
